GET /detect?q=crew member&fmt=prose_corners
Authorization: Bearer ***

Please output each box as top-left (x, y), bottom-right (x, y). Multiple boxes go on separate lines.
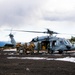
top-left (16, 42), bottom-right (22, 53)
top-left (23, 43), bottom-right (28, 54)
top-left (29, 42), bottom-right (35, 54)
top-left (47, 43), bottom-right (50, 53)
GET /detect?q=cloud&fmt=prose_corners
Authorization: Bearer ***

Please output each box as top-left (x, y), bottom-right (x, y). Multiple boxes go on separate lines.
top-left (41, 0), bottom-right (75, 22)
top-left (0, 0), bottom-right (75, 42)
top-left (0, 0), bottom-right (46, 28)
top-left (42, 11), bottom-right (75, 21)
top-left (0, 0), bottom-right (75, 28)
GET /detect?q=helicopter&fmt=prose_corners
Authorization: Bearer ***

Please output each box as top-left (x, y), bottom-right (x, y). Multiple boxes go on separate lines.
top-left (12, 29), bottom-right (75, 54)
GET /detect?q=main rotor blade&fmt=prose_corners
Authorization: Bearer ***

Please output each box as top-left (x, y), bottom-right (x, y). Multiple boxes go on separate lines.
top-left (5, 29), bottom-right (75, 35)
top-left (10, 29), bottom-right (59, 35)
top-left (12, 30), bottom-right (47, 33)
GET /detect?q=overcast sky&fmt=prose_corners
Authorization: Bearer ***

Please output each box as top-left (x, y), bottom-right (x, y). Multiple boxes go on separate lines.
top-left (0, 0), bottom-right (75, 42)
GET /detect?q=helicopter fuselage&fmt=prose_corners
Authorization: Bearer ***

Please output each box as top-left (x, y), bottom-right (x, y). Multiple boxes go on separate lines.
top-left (31, 36), bottom-right (75, 53)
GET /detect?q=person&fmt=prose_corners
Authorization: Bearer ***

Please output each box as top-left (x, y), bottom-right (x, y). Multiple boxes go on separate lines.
top-left (47, 43), bottom-right (50, 53)
top-left (29, 42), bottom-right (35, 54)
top-left (41, 42), bottom-right (45, 50)
top-left (19, 45), bottom-right (24, 55)
top-left (16, 42), bottom-right (22, 53)
top-left (23, 43), bottom-right (28, 54)
top-left (37, 42), bottom-right (41, 53)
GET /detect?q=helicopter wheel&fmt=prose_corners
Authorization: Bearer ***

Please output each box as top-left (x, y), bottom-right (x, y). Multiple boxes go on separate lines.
top-left (59, 50), bottom-right (63, 54)
top-left (51, 50), bottom-right (54, 54)
top-left (49, 50), bottom-right (54, 54)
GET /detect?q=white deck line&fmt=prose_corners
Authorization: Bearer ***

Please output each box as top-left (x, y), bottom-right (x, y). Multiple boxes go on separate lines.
top-left (7, 56), bottom-right (75, 63)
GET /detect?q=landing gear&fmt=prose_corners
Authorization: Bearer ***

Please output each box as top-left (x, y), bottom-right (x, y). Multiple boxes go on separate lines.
top-left (50, 50), bottom-right (54, 54)
top-left (59, 50), bottom-right (63, 54)
top-left (48, 48), bottom-right (54, 54)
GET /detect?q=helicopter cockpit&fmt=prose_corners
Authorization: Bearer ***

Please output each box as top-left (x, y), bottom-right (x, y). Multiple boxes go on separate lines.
top-left (63, 39), bottom-right (72, 46)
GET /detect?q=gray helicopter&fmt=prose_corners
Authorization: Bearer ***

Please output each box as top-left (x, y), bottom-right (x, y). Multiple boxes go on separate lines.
top-left (11, 29), bottom-right (75, 54)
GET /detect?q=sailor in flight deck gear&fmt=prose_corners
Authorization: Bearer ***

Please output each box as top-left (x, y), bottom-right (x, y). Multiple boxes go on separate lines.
top-left (28, 42), bottom-right (35, 54)
top-left (16, 42), bottom-right (22, 53)
top-left (22, 42), bottom-right (35, 54)
top-left (23, 43), bottom-right (28, 54)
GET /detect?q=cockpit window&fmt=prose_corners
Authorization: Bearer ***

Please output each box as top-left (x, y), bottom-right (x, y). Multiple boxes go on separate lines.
top-left (64, 40), bottom-right (68, 44)
top-left (64, 39), bottom-right (72, 45)
top-left (66, 40), bottom-right (72, 45)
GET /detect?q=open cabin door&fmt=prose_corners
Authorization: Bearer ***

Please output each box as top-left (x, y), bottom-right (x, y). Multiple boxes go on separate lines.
top-left (41, 41), bottom-right (50, 50)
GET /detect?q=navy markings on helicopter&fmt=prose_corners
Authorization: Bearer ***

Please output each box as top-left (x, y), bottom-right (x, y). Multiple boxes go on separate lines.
top-left (11, 29), bottom-right (75, 54)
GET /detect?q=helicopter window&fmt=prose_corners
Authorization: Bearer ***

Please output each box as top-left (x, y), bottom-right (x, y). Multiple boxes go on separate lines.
top-left (52, 40), bottom-right (57, 46)
top-left (64, 39), bottom-right (71, 45)
top-left (60, 41), bottom-right (64, 44)
top-left (66, 40), bottom-right (72, 45)
top-left (64, 40), bottom-right (68, 44)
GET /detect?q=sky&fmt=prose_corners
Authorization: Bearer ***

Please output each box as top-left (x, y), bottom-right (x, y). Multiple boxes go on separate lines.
top-left (0, 0), bottom-right (75, 42)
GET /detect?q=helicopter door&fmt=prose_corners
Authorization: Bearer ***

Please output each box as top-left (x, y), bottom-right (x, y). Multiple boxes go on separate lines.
top-left (52, 40), bottom-right (56, 47)
top-left (41, 41), bottom-right (49, 50)
top-left (51, 40), bottom-right (59, 50)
